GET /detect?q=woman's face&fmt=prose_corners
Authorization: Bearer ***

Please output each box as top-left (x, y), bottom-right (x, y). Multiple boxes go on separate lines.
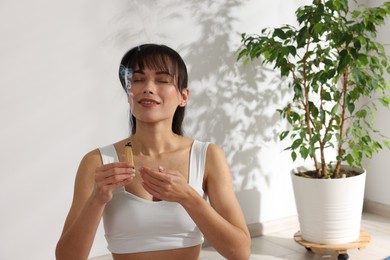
top-left (127, 67), bottom-right (188, 124)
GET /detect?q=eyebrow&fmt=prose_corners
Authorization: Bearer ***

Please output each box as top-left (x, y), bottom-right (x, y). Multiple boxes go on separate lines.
top-left (133, 70), bottom-right (173, 76)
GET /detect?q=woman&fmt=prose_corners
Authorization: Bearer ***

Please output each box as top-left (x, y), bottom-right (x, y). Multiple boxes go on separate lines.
top-left (55, 44), bottom-right (250, 260)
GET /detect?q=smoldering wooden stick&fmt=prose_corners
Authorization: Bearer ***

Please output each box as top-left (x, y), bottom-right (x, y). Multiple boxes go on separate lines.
top-left (125, 142), bottom-right (134, 166)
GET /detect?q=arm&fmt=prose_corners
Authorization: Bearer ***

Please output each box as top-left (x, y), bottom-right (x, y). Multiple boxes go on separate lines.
top-left (55, 150), bottom-right (134, 260)
top-left (183, 144), bottom-right (251, 260)
top-left (140, 144), bottom-right (251, 260)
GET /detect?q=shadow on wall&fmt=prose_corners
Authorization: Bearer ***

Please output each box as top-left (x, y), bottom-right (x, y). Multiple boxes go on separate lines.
top-left (180, 1), bottom-right (291, 219)
top-left (109, 0), bottom-right (291, 223)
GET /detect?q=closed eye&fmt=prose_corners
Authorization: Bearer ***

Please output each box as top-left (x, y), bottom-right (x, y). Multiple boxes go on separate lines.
top-left (155, 75), bottom-right (173, 84)
top-left (131, 75), bottom-right (145, 83)
top-left (157, 80), bottom-right (169, 83)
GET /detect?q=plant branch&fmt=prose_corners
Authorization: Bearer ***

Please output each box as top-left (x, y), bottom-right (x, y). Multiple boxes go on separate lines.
top-left (303, 29), bottom-right (321, 176)
top-left (335, 69), bottom-right (349, 178)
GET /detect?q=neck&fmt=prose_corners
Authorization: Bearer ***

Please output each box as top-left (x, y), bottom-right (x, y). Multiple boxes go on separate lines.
top-left (130, 122), bottom-right (181, 156)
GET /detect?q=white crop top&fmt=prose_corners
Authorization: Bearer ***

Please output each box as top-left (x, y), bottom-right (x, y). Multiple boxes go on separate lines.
top-left (99, 140), bottom-right (209, 254)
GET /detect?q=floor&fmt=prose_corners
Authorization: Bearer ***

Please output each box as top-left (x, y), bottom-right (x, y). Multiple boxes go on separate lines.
top-left (91, 212), bottom-right (390, 260)
top-left (201, 212), bottom-right (390, 260)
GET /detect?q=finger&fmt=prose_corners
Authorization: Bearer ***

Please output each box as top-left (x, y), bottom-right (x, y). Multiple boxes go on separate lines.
top-left (98, 162), bottom-right (133, 171)
top-left (102, 172), bottom-right (135, 185)
top-left (142, 176), bottom-right (164, 191)
top-left (97, 165), bottom-right (135, 180)
top-left (140, 166), bottom-right (169, 182)
top-left (108, 176), bottom-right (133, 189)
top-left (95, 166), bottom-right (135, 185)
top-left (142, 180), bottom-right (162, 197)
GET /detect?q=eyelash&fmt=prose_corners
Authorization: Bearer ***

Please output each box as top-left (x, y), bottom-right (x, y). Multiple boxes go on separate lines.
top-left (131, 78), bottom-right (172, 84)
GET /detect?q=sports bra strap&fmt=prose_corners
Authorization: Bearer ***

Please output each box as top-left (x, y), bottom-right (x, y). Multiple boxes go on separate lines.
top-left (99, 144), bottom-right (119, 164)
top-left (189, 140), bottom-right (209, 187)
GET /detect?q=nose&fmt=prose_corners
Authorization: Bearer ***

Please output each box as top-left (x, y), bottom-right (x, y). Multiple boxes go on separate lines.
top-left (142, 79), bottom-right (155, 94)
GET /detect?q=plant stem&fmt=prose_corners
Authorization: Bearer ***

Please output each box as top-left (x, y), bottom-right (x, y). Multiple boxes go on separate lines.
top-left (302, 36), bottom-right (321, 177)
top-left (335, 69), bottom-right (349, 178)
top-left (319, 70), bottom-right (328, 178)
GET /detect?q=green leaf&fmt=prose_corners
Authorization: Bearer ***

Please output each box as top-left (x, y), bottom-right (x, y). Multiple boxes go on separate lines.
top-left (379, 96), bottom-right (390, 107)
top-left (300, 146), bottom-right (309, 159)
top-left (330, 104), bottom-right (339, 116)
top-left (280, 131), bottom-right (290, 141)
top-left (311, 134), bottom-right (320, 145)
top-left (286, 45), bottom-right (297, 56)
top-left (309, 101), bottom-right (319, 117)
top-left (297, 26), bottom-right (308, 48)
top-left (347, 102), bottom-right (355, 114)
top-left (312, 23), bottom-right (324, 36)
top-left (308, 145), bottom-right (315, 157)
top-left (346, 154), bottom-right (354, 165)
top-left (291, 151), bottom-right (297, 161)
top-left (324, 133), bottom-right (333, 142)
top-left (356, 109), bottom-right (367, 118)
top-left (320, 109), bottom-right (326, 125)
top-left (364, 148), bottom-right (373, 158)
top-left (291, 138), bottom-right (303, 149)
top-left (334, 90), bottom-right (342, 102)
top-left (273, 28), bottom-right (286, 39)
top-left (357, 54), bottom-right (369, 65)
top-left (291, 111), bottom-right (301, 122)
top-left (322, 92), bottom-right (332, 101)
top-left (337, 50), bottom-right (351, 73)
top-left (293, 83), bottom-right (303, 100)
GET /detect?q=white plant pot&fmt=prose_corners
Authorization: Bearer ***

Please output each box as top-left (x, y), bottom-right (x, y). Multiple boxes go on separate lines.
top-left (291, 165), bottom-right (366, 244)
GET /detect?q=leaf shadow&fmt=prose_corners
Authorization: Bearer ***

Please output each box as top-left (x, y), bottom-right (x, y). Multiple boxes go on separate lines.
top-left (108, 0), bottom-right (292, 220)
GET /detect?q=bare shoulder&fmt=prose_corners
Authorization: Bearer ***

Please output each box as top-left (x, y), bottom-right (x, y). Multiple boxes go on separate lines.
top-left (205, 143), bottom-right (228, 169)
top-left (205, 143), bottom-right (225, 155)
top-left (72, 149), bottom-right (102, 199)
top-left (204, 143), bottom-right (231, 183)
top-left (82, 148), bottom-right (102, 165)
top-left (77, 149), bottom-right (103, 179)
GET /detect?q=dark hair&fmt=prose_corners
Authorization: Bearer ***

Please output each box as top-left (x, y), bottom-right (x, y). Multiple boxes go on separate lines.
top-left (119, 44), bottom-right (188, 135)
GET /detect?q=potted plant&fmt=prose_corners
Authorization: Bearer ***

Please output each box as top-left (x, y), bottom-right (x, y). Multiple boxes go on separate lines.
top-left (237, 0), bottom-right (390, 246)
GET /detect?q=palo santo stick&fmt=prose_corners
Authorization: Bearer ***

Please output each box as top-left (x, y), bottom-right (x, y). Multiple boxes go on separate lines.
top-left (125, 142), bottom-right (134, 166)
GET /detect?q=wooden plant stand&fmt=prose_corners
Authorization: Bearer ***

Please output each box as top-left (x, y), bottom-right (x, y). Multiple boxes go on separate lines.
top-left (294, 230), bottom-right (371, 260)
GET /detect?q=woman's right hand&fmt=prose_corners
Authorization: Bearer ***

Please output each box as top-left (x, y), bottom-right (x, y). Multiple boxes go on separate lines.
top-left (92, 162), bottom-right (135, 204)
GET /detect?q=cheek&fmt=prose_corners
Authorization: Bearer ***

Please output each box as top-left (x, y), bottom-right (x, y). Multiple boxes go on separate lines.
top-left (127, 85), bottom-right (140, 102)
top-left (164, 87), bottom-right (182, 100)
top-left (128, 93), bottom-right (135, 107)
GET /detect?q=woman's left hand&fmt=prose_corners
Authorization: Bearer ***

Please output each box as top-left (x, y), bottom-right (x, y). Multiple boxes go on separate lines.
top-left (139, 166), bottom-right (192, 203)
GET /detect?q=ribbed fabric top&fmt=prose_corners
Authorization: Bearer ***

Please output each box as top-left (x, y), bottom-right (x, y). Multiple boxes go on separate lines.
top-left (99, 140), bottom-right (209, 254)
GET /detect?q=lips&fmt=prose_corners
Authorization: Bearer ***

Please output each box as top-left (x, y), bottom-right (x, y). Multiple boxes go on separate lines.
top-left (138, 98), bottom-right (161, 105)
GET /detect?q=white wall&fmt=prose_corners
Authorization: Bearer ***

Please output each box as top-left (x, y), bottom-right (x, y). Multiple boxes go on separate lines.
top-left (363, 0), bottom-right (390, 206)
top-left (0, 1), bottom-right (129, 259)
top-left (4, 1), bottom-right (389, 260)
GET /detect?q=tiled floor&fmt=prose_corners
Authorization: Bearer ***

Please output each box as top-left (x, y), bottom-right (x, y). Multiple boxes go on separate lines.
top-left (201, 212), bottom-right (390, 260)
top-left (90, 212), bottom-right (390, 260)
